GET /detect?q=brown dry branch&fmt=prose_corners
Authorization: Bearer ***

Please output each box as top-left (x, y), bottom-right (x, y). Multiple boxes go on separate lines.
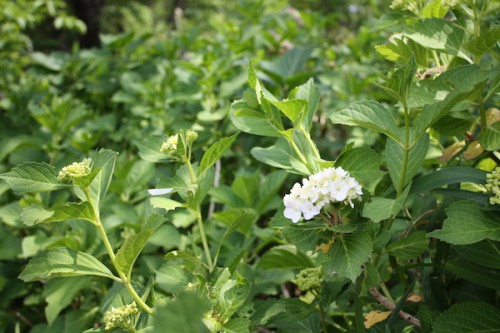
top-left (368, 287), bottom-right (421, 328)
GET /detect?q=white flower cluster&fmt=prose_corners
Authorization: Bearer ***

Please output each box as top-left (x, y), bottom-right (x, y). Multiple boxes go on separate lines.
top-left (57, 158), bottom-right (92, 181)
top-left (283, 167), bottom-right (363, 223)
top-left (102, 302), bottom-right (139, 331)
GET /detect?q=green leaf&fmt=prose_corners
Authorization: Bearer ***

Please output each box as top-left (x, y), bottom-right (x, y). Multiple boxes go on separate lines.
top-left (214, 212), bottom-right (255, 266)
top-left (251, 140), bottom-right (310, 175)
top-left (21, 202), bottom-right (96, 226)
top-left (260, 47), bottom-right (312, 81)
top-left (362, 185), bottom-right (410, 223)
top-left (282, 224), bottom-right (324, 253)
top-left (134, 136), bottom-right (167, 162)
top-left (479, 122), bottom-right (500, 151)
top-left (150, 197), bottom-right (183, 212)
top-left (410, 167), bottom-right (487, 194)
top-left (44, 277), bottom-right (89, 325)
top-left (248, 61), bottom-right (263, 104)
top-left (428, 201), bottom-right (500, 245)
top-left (421, 0), bottom-right (447, 18)
top-left (445, 260), bottom-right (500, 290)
top-left (0, 162), bottom-right (69, 193)
top-left (290, 78), bottom-right (320, 130)
top-left (153, 291), bottom-right (210, 333)
top-left (325, 232), bottom-right (373, 282)
top-left (386, 133), bottom-right (429, 192)
top-left (455, 240), bottom-right (500, 270)
top-left (257, 245), bottom-right (314, 270)
top-left (386, 231), bottom-right (429, 260)
top-left (361, 263), bottom-right (381, 296)
top-left (335, 147), bottom-right (383, 187)
top-left (198, 133), bottom-right (239, 176)
top-left (156, 262), bottom-right (193, 294)
top-left (402, 18), bottom-right (469, 60)
top-left (330, 101), bottom-right (400, 142)
top-left (74, 149), bottom-right (118, 208)
top-left (230, 102), bottom-right (283, 137)
top-left (18, 247), bottom-right (115, 281)
top-left (115, 229), bottom-right (154, 278)
top-left (413, 65), bottom-right (492, 136)
top-left (380, 56), bottom-right (417, 106)
top-left (222, 318), bottom-right (250, 333)
top-left (466, 27), bottom-right (500, 58)
top-left (432, 301), bottom-right (500, 333)
top-left (269, 99), bottom-right (307, 125)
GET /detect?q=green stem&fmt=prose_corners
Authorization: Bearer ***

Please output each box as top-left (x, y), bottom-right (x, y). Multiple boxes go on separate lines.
top-left (380, 282), bottom-right (395, 303)
top-left (289, 137), bottom-right (315, 174)
top-left (196, 209), bottom-right (214, 272)
top-left (299, 125), bottom-right (321, 159)
top-left (122, 276), bottom-right (154, 315)
top-left (431, 51), bottom-right (441, 67)
top-left (185, 157), bottom-right (197, 184)
top-left (83, 187), bottom-right (154, 315)
top-left (354, 278), bottom-right (365, 333)
top-left (319, 302), bottom-right (329, 333)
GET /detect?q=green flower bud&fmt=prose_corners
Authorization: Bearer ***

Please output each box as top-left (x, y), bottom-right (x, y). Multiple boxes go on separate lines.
top-left (57, 158), bottom-right (92, 182)
top-left (186, 129), bottom-right (198, 144)
top-left (293, 267), bottom-right (323, 291)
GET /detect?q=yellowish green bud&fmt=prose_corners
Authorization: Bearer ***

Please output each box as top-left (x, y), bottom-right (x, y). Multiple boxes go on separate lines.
top-left (57, 158), bottom-right (92, 181)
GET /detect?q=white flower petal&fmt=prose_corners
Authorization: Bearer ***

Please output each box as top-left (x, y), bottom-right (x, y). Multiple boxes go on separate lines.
top-left (148, 188), bottom-right (174, 196)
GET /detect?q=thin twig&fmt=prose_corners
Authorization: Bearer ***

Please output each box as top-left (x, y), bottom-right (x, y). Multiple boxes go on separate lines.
top-left (369, 287), bottom-right (421, 328)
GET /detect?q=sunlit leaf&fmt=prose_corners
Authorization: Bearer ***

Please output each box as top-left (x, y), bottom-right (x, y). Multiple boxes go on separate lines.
top-left (198, 133), bottom-right (239, 175)
top-left (19, 248), bottom-right (115, 281)
top-left (0, 162), bottom-right (69, 193)
top-left (331, 101), bottom-right (400, 141)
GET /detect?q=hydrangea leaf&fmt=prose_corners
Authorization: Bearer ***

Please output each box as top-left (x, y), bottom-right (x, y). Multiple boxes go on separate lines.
top-left (0, 162), bottom-right (69, 193)
top-left (432, 301), bottom-right (500, 333)
top-left (325, 232), bottom-right (373, 282)
top-left (19, 247), bottom-right (115, 281)
top-left (330, 101), bottom-right (400, 142)
top-left (428, 201), bottom-right (500, 245)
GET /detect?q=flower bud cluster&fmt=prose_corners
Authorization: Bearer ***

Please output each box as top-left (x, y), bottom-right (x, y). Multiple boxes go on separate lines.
top-left (57, 158), bottom-right (92, 181)
top-left (294, 267), bottom-right (323, 291)
top-left (160, 130), bottom-right (198, 159)
top-left (486, 167), bottom-right (500, 205)
top-left (102, 302), bottom-right (140, 331)
top-left (283, 167), bottom-right (362, 223)
top-left (160, 134), bottom-right (179, 158)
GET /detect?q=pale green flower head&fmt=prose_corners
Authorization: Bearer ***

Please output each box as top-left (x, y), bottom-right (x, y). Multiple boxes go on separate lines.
top-left (485, 167), bottom-right (500, 205)
top-left (57, 158), bottom-right (92, 182)
top-left (294, 267), bottom-right (323, 291)
top-left (160, 130), bottom-right (198, 160)
top-left (160, 133), bottom-right (179, 158)
top-left (102, 302), bottom-right (140, 331)
top-left (186, 129), bottom-right (198, 144)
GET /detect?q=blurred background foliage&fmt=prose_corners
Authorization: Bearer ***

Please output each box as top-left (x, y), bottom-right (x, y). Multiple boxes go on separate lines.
top-left (4, 0), bottom-right (498, 332)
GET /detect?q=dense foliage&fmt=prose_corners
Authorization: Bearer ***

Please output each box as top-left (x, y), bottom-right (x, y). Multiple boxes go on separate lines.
top-left (0, 0), bottom-right (499, 332)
